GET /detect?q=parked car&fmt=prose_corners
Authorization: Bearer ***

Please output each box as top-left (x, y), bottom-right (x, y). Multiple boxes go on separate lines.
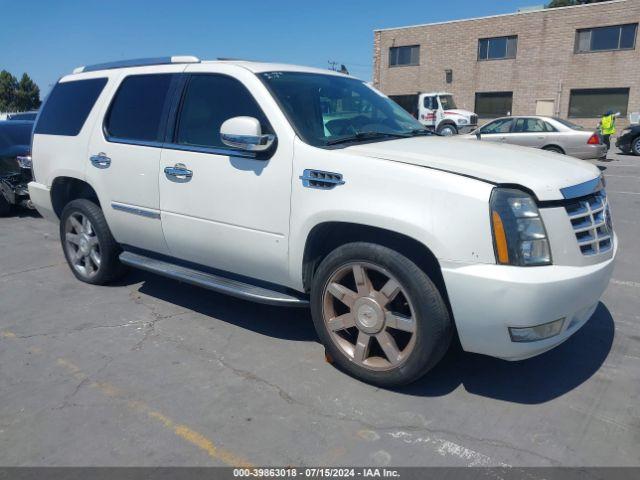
top-left (464, 116), bottom-right (607, 159)
top-left (616, 124), bottom-right (640, 155)
top-left (0, 120), bottom-right (34, 216)
top-left (389, 92), bottom-right (477, 136)
top-left (29, 57), bottom-right (616, 387)
top-left (7, 111), bottom-right (38, 121)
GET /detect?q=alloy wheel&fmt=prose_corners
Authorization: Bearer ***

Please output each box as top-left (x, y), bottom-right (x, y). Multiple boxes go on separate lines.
top-left (322, 262), bottom-right (417, 371)
top-left (64, 212), bottom-right (101, 279)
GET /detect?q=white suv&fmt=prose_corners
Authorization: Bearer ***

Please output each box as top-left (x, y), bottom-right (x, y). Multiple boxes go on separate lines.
top-left (29, 56), bottom-right (616, 386)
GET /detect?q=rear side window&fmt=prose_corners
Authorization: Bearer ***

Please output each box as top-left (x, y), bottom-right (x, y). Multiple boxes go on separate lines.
top-left (175, 74), bottom-right (271, 149)
top-left (105, 74), bottom-right (175, 143)
top-left (35, 78), bottom-right (107, 136)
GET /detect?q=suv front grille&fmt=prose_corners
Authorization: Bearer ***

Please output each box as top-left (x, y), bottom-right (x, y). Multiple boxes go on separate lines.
top-left (564, 191), bottom-right (613, 256)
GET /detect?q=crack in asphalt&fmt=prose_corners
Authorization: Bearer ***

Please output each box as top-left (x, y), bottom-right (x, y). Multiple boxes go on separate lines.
top-left (0, 262), bottom-right (66, 280)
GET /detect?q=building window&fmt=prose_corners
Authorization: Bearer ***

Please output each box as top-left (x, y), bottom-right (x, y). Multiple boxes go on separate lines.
top-left (478, 36), bottom-right (517, 61)
top-left (568, 88), bottom-right (630, 118)
top-left (575, 24), bottom-right (637, 53)
top-left (389, 45), bottom-right (420, 67)
top-left (475, 92), bottom-right (513, 118)
top-left (445, 69), bottom-right (453, 84)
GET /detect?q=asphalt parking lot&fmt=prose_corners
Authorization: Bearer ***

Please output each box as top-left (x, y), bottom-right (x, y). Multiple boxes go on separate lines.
top-left (1, 150), bottom-right (639, 467)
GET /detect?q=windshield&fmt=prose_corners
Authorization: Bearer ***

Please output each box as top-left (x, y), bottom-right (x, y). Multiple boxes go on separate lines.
top-left (260, 72), bottom-right (426, 147)
top-left (439, 95), bottom-right (457, 110)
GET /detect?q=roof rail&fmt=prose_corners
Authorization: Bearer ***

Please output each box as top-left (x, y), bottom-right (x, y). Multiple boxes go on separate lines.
top-left (73, 56), bottom-right (200, 74)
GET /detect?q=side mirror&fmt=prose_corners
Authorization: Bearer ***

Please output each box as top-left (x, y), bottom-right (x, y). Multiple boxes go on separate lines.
top-left (475, 130), bottom-right (482, 140)
top-left (220, 116), bottom-right (275, 152)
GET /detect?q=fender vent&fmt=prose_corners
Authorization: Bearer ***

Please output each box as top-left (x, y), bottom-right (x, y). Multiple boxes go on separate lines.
top-left (300, 169), bottom-right (345, 190)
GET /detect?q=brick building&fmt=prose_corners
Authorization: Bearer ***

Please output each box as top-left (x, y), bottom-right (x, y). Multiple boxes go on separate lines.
top-left (373, 0), bottom-right (640, 127)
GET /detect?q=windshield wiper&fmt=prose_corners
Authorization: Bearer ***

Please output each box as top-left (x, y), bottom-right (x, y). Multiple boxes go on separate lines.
top-left (326, 131), bottom-right (410, 146)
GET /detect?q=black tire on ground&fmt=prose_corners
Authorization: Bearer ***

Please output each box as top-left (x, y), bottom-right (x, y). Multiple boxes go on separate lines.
top-left (436, 123), bottom-right (458, 136)
top-left (60, 199), bottom-right (127, 285)
top-left (310, 242), bottom-right (453, 387)
top-left (632, 137), bottom-right (640, 156)
top-left (0, 194), bottom-right (12, 217)
top-left (543, 145), bottom-right (564, 154)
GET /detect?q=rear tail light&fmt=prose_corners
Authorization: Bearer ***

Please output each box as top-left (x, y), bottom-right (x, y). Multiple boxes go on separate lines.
top-left (587, 133), bottom-right (601, 145)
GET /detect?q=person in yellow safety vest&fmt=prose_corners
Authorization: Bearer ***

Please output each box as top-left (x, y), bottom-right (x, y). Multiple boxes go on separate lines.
top-left (599, 110), bottom-right (617, 152)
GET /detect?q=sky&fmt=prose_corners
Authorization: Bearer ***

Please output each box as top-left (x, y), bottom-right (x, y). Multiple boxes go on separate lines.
top-left (1, 0), bottom-right (541, 96)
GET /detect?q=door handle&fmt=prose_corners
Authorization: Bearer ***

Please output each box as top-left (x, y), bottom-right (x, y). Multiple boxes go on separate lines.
top-left (90, 153), bottom-right (111, 169)
top-left (164, 163), bottom-right (193, 179)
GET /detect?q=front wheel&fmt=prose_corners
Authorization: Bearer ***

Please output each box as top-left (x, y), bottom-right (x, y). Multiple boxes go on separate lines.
top-left (632, 137), bottom-right (640, 156)
top-left (60, 199), bottom-right (126, 285)
top-left (437, 124), bottom-right (458, 136)
top-left (311, 242), bottom-right (452, 387)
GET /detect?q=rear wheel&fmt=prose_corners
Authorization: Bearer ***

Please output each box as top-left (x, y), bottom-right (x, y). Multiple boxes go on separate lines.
top-left (60, 199), bottom-right (126, 285)
top-left (311, 242), bottom-right (452, 387)
top-left (437, 124), bottom-right (457, 136)
top-left (543, 145), bottom-right (564, 154)
top-left (632, 137), bottom-right (640, 156)
top-left (0, 195), bottom-right (12, 217)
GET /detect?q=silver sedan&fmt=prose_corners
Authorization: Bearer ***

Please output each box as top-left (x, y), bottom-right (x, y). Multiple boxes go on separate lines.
top-left (463, 116), bottom-right (607, 159)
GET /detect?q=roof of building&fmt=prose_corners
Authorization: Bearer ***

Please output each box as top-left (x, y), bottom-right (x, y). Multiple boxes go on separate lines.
top-left (374, 0), bottom-right (627, 32)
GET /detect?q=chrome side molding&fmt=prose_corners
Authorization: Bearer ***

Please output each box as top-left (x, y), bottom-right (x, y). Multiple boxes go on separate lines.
top-left (119, 252), bottom-right (309, 307)
top-left (111, 203), bottom-right (160, 220)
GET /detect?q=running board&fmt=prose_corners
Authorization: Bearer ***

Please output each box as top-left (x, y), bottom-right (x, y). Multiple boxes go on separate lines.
top-left (119, 252), bottom-right (309, 307)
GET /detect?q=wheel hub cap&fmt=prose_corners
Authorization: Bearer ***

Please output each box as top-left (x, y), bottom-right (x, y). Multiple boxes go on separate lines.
top-left (354, 297), bottom-right (385, 334)
top-left (78, 234), bottom-right (91, 255)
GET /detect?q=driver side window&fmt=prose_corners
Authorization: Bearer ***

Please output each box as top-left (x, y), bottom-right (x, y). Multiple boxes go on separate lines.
top-left (480, 118), bottom-right (513, 134)
top-left (423, 96), bottom-right (436, 110)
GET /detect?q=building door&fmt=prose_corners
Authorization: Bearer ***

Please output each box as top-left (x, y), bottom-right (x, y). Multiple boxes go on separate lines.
top-left (535, 100), bottom-right (555, 117)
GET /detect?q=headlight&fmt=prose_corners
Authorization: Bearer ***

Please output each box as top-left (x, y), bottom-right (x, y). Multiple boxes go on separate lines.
top-left (490, 187), bottom-right (552, 266)
top-left (458, 119), bottom-right (468, 125)
top-left (17, 155), bottom-right (32, 169)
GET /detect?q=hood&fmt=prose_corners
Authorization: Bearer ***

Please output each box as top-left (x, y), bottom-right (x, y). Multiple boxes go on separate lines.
top-left (345, 136), bottom-right (601, 201)
top-left (443, 108), bottom-right (475, 118)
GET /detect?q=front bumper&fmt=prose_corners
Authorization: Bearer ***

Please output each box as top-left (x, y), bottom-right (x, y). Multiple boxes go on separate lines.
top-left (616, 132), bottom-right (633, 149)
top-left (457, 124), bottom-right (477, 134)
top-left (27, 181), bottom-right (57, 221)
top-left (441, 237), bottom-right (616, 360)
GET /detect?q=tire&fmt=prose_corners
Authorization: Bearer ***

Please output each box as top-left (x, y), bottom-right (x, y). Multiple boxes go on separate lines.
top-left (0, 194), bottom-right (12, 217)
top-left (60, 199), bottom-right (126, 285)
top-left (543, 145), bottom-right (564, 155)
top-left (311, 242), bottom-right (453, 387)
top-left (437, 124), bottom-right (458, 136)
top-left (632, 137), bottom-right (640, 156)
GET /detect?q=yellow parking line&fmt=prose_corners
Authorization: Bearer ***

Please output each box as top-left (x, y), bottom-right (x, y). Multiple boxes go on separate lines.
top-left (54, 358), bottom-right (253, 467)
top-left (3, 331), bottom-right (252, 467)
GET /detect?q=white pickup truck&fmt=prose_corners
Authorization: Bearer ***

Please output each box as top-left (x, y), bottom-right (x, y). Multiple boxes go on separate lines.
top-left (29, 56), bottom-right (615, 386)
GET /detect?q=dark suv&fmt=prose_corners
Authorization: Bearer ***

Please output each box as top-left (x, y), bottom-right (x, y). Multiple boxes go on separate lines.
top-left (616, 124), bottom-right (640, 156)
top-left (0, 120), bottom-right (34, 216)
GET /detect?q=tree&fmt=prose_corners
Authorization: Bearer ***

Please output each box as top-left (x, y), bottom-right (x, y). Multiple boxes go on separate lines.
top-left (547, 0), bottom-right (609, 8)
top-left (14, 73), bottom-right (41, 111)
top-left (0, 70), bottom-right (18, 111)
